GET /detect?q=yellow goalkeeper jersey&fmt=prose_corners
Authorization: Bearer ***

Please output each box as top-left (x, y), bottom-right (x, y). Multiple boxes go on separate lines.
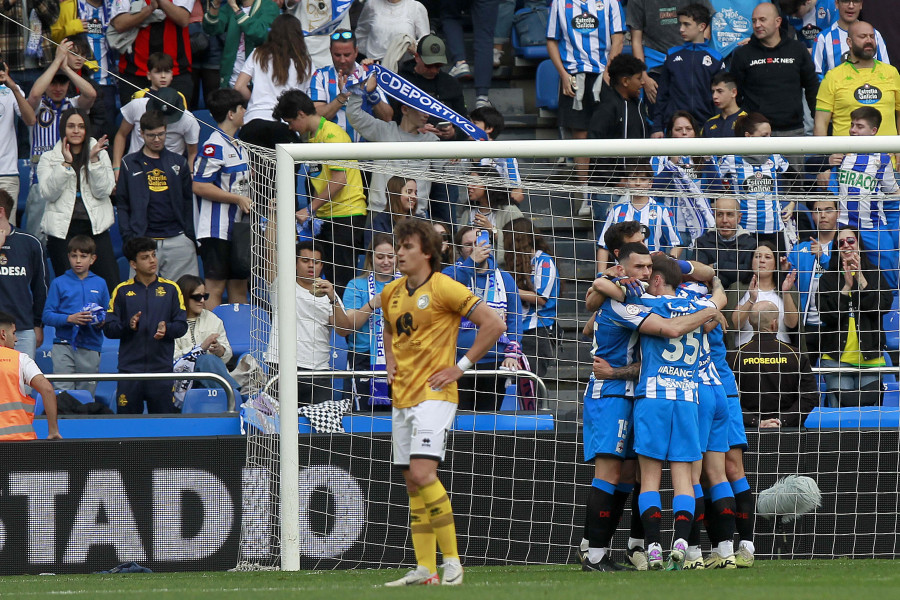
top-left (381, 272), bottom-right (480, 409)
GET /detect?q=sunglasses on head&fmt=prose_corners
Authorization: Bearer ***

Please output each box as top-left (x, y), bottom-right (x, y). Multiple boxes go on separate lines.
top-left (190, 293), bottom-right (210, 301)
top-left (331, 31), bottom-right (354, 41)
top-left (839, 236), bottom-right (857, 247)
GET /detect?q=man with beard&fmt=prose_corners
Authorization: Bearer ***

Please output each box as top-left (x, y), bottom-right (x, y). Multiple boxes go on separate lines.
top-left (813, 0), bottom-right (890, 80)
top-left (814, 20), bottom-right (900, 137)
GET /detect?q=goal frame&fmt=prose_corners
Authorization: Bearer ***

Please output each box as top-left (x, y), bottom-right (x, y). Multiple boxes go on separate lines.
top-left (273, 134), bottom-right (900, 570)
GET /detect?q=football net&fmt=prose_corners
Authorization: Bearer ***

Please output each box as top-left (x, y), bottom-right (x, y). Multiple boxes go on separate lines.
top-left (236, 134), bottom-right (900, 570)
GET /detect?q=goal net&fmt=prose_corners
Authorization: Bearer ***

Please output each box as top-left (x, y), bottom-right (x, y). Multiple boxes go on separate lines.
top-left (236, 134), bottom-right (900, 571)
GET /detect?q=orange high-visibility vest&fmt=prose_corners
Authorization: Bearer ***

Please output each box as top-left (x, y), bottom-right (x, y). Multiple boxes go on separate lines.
top-left (0, 346), bottom-right (37, 441)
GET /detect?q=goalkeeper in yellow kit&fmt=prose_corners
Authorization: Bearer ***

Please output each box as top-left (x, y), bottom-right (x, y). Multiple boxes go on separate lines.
top-left (381, 218), bottom-right (506, 586)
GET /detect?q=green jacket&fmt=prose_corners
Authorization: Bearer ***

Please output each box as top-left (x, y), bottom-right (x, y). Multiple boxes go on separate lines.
top-left (203, 0), bottom-right (280, 89)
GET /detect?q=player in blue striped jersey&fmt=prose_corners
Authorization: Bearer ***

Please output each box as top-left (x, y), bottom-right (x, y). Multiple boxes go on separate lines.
top-left (677, 280), bottom-right (739, 569)
top-left (831, 106), bottom-right (899, 288)
top-left (309, 30), bottom-right (392, 142)
top-left (192, 89), bottom-right (251, 307)
top-left (581, 246), bottom-right (723, 572)
top-left (597, 161), bottom-right (683, 272)
top-left (812, 1), bottom-right (890, 79)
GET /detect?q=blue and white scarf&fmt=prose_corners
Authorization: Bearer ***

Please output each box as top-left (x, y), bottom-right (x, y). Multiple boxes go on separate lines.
top-left (657, 156), bottom-right (714, 242)
top-left (348, 64), bottom-right (489, 141)
top-left (459, 260), bottom-right (510, 345)
top-left (366, 273), bottom-right (392, 406)
top-left (303, 0), bottom-right (355, 36)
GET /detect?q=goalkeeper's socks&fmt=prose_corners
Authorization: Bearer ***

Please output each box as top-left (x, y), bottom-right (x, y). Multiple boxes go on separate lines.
top-left (418, 479), bottom-right (459, 562)
top-left (586, 478), bottom-right (617, 549)
top-left (408, 490), bottom-right (437, 574)
top-left (638, 491), bottom-right (662, 546)
top-left (672, 494), bottom-right (695, 543)
top-left (709, 481), bottom-right (737, 546)
top-left (730, 477), bottom-right (755, 544)
top-left (687, 484), bottom-right (705, 547)
top-left (630, 482), bottom-right (645, 541)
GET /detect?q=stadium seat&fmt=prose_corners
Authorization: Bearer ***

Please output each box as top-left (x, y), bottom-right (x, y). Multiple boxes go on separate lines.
top-left (17, 159), bottom-right (29, 220)
top-left (109, 216), bottom-right (124, 258)
top-left (34, 389), bottom-right (92, 416)
top-left (535, 60), bottom-right (560, 111)
top-left (500, 383), bottom-right (519, 411)
top-left (182, 387), bottom-right (228, 413)
top-left (193, 109), bottom-right (219, 146)
top-left (213, 303), bottom-right (256, 359)
top-left (117, 256), bottom-right (130, 282)
top-left (94, 351), bottom-right (120, 413)
top-left (510, 8), bottom-right (549, 61)
top-left (35, 326), bottom-right (55, 374)
top-left (884, 295), bottom-right (899, 350)
top-left (329, 330), bottom-right (348, 402)
top-left (883, 381), bottom-right (900, 407)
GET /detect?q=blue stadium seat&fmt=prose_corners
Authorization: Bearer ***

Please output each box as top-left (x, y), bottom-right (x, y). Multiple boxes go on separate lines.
top-left (213, 303), bottom-right (256, 359)
top-left (34, 389), bottom-right (92, 416)
top-left (511, 8), bottom-right (550, 61)
top-left (17, 159), bottom-right (29, 221)
top-left (535, 60), bottom-right (560, 111)
top-left (883, 381), bottom-right (900, 407)
top-left (117, 256), bottom-right (130, 282)
top-left (109, 215), bottom-right (124, 258)
top-left (182, 387), bottom-right (228, 413)
top-left (35, 325), bottom-right (55, 374)
top-left (94, 351), bottom-right (120, 413)
top-left (330, 330), bottom-right (348, 402)
top-left (500, 382), bottom-right (519, 411)
top-left (884, 295), bottom-right (899, 350)
top-left (193, 109), bottom-right (219, 146)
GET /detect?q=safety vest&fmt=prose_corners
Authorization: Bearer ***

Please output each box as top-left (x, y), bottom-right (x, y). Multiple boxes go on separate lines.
top-left (0, 346), bottom-right (37, 441)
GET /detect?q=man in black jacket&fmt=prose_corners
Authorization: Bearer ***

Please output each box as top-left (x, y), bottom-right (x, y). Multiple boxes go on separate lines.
top-left (588, 54), bottom-right (649, 235)
top-left (692, 197), bottom-right (756, 289)
top-left (728, 300), bottom-right (819, 428)
top-left (730, 2), bottom-right (818, 137)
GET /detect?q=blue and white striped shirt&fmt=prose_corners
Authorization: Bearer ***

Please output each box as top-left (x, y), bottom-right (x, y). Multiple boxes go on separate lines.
top-left (193, 131), bottom-right (250, 241)
top-left (309, 63), bottom-right (386, 142)
top-left (716, 154), bottom-right (790, 234)
top-left (77, 0), bottom-right (114, 86)
top-left (589, 296), bottom-right (649, 399)
top-left (786, 0), bottom-right (836, 50)
top-left (677, 282), bottom-right (722, 387)
top-left (598, 197), bottom-right (682, 253)
top-left (523, 250), bottom-right (559, 331)
top-left (813, 22), bottom-right (891, 79)
top-left (547, 0), bottom-right (626, 75)
top-left (836, 152), bottom-right (899, 230)
top-left (31, 95), bottom-right (81, 183)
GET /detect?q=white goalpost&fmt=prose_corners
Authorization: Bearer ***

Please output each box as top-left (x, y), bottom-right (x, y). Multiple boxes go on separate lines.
top-left (251, 134), bottom-right (900, 571)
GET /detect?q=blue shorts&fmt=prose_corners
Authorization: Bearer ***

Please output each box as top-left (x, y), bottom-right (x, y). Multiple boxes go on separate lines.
top-left (699, 384), bottom-right (730, 454)
top-left (582, 378), bottom-right (635, 462)
top-left (633, 396), bottom-right (701, 463)
top-left (721, 373), bottom-right (748, 449)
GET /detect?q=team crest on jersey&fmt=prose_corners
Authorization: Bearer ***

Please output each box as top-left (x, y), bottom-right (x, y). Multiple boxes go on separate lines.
top-left (855, 84), bottom-right (882, 105)
top-left (156, 287), bottom-right (167, 297)
top-left (0, 254), bottom-right (6, 265)
top-left (118, 394), bottom-right (127, 406)
top-left (37, 107), bottom-right (56, 127)
top-left (649, 209), bottom-right (658, 219)
top-left (817, 7), bottom-right (826, 19)
top-left (172, 165), bottom-right (181, 175)
top-left (702, 55), bottom-right (712, 67)
top-left (417, 294), bottom-right (430, 309)
top-left (625, 304), bottom-right (641, 315)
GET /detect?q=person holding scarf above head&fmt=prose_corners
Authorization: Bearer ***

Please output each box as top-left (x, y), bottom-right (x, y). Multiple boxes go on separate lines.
top-left (443, 226), bottom-right (523, 411)
top-left (341, 233), bottom-right (398, 412)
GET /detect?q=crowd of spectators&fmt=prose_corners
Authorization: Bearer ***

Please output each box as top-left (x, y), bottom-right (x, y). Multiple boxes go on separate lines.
top-left (0, 0), bottom-right (898, 419)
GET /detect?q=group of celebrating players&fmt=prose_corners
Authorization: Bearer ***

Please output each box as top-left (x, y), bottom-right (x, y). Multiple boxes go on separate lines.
top-left (576, 221), bottom-right (757, 571)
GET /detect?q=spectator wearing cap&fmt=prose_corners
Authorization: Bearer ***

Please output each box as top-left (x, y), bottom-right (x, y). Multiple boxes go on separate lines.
top-left (116, 109), bottom-right (199, 282)
top-left (398, 34), bottom-right (468, 140)
top-left (24, 37), bottom-right (97, 244)
top-left (109, 0), bottom-right (195, 106)
top-left (112, 53), bottom-right (200, 179)
top-left (309, 29), bottom-right (394, 143)
top-left (730, 2), bottom-right (818, 137)
top-left (356, 0), bottom-right (430, 63)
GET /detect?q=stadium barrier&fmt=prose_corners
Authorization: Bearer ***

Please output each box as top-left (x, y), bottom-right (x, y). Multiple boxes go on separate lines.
top-left (1, 429), bottom-right (896, 575)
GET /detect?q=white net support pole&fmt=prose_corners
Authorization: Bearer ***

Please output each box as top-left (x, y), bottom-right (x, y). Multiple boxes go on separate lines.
top-left (276, 144), bottom-right (301, 571)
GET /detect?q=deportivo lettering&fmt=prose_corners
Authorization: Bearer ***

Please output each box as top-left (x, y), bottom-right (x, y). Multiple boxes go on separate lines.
top-left (838, 168), bottom-right (879, 191)
top-left (748, 57), bottom-right (796, 66)
top-left (0, 266), bottom-right (27, 276)
top-left (854, 84), bottom-right (882, 105)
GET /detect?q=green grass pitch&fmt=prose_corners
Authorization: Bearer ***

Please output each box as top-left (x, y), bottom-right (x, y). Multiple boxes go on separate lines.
top-left (0, 561), bottom-right (897, 599)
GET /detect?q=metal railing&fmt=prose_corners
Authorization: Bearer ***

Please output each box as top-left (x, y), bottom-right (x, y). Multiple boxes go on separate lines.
top-left (44, 372), bottom-right (237, 412)
top-left (262, 369), bottom-right (549, 404)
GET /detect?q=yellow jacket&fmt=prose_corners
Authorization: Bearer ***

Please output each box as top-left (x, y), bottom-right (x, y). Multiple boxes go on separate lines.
top-left (51, 0), bottom-right (85, 43)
